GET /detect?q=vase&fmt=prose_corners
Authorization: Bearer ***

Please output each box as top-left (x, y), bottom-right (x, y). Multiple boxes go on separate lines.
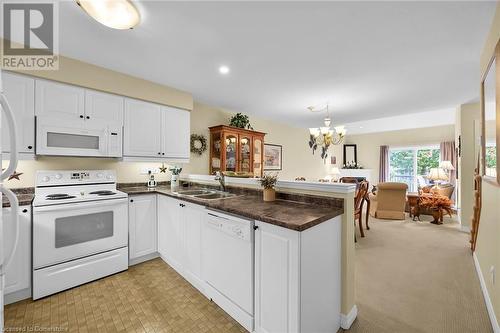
top-left (171, 175), bottom-right (179, 190)
top-left (263, 188), bottom-right (276, 202)
top-left (430, 209), bottom-right (443, 225)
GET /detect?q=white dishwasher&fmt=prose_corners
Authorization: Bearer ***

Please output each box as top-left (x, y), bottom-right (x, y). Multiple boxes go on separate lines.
top-left (202, 210), bottom-right (254, 331)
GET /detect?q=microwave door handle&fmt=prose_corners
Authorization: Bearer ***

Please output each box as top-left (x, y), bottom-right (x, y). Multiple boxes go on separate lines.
top-left (0, 93), bottom-right (19, 180)
top-left (1, 186), bottom-right (19, 271)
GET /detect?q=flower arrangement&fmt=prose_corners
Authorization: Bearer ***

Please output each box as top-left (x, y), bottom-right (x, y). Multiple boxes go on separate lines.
top-left (343, 161), bottom-right (363, 169)
top-left (259, 173), bottom-right (278, 189)
top-left (259, 173), bottom-right (278, 202)
top-left (169, 166), bottom-right (182, 175)
top-left (229, 113), bottom-right (253, 130)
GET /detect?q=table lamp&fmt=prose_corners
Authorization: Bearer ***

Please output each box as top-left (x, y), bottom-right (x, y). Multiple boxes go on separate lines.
top-left (331, 167), bottom-right (341, 182)
top-left (427, 168), bottom-right (448, 189)
top-left (439, 160), bottom-right (455, 172)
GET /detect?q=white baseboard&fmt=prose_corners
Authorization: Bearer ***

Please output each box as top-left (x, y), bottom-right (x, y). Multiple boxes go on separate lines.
top-left (128, 252), bottom-right (160, 266)
top-left (473, 252), bottom-right (500, 333)
top-left (4, 287), bottom-right (31, 305)
top-left (340, 304), bottom-right (358, 329)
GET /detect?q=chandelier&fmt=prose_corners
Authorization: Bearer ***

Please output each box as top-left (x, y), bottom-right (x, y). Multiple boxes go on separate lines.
top-left (308, 104), bottom-right (346, 160)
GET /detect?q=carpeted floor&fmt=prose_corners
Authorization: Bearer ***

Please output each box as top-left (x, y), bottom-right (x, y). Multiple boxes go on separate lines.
top-left (345, 213), bottom-right (492, 333)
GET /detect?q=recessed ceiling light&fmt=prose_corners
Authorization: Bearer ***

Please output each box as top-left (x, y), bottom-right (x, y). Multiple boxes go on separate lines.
top-left (77, 0), bottom-right (141, 30)
top-left (219, 65), bottom-right (230, 75)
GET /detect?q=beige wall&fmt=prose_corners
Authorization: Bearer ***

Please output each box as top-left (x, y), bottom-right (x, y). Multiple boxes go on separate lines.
top-left (456, 103), bottom-right (481, 229)
top-left (183, 103), bottom-right (334, 180)
top-left (476, 0), bottom-right (500, 326)
top-left (344, 125), bottom-right (456, 185)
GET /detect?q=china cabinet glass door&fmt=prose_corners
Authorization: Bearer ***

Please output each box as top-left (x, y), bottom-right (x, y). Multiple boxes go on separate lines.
top-left (239, 135), bottom-right (252, 173)
top-left (224, 133), bottom-right (238, 172)
top-left (253, 137), bottom-right (262, 177)
top-left (211, 132), bottom-right (222, 174)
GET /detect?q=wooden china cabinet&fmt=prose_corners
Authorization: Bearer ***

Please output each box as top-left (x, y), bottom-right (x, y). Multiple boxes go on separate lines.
top-left (209, 125), bottom-right (266, 177)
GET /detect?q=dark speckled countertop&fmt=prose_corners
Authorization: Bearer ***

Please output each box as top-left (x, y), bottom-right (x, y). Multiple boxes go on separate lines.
top-left (2, 188), bottom-right (34, 208)
top-left (119, 184), bottom-right (343, 231)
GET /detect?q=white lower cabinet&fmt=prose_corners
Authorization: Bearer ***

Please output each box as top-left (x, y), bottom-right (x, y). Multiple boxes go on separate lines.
top-left (157, 195), bottom-right (205, 291)
top-left (3, 205), bottom-right (31, 304)
top-left (128, 195), bottom-right (158, 263)
top-left (254, 216), bottom-right (342, 333)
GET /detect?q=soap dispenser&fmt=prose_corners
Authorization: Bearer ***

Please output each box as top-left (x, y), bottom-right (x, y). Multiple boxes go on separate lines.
top-left (147, 170), bottom-right (157, 188)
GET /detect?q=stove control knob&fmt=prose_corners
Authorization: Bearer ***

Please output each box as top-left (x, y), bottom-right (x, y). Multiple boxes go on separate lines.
top-left (106, 174), bottom-right (113, 180)
top-left (42, 176), bottom-right (50, 182)
top-left (96, 173), bottom-right (103, 178)
top-left (55, 173), bottom-right (62, 180)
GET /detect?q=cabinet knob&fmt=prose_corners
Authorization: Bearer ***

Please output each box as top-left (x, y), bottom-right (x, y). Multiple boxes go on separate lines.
top-left (130, 199), bottom-right (134, 203)
top-left (80, 115), bottom-right (84, 119)
top-left (27, 145), bottom-right (32, 150)
top-left (22, 209), bottom-right (28, 213)
top-left (86, 116), bottom-right (90, 119)
top-left (158, 152), bottom-right (161, 155)
top-left (253, 225), bottom-right (259, 230)
top-left (162, 153), bottom-right (165, 155)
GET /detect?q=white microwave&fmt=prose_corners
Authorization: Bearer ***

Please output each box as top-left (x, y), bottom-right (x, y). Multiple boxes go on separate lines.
top-left (36, 116), bottom-right (122, 157)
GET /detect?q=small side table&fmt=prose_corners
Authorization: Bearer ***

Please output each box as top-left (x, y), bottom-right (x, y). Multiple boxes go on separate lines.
top-left (407, 192), bottom-right (421, 221)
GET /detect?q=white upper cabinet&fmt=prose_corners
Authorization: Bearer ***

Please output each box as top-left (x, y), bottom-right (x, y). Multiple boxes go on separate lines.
top-left (35, 79), bottom-right (85, 121)
top-left (85, 89), bottom-right (124, 125)
top-left (162, 106), bottom-right (190, 160)
top-left (1, 72), bottom-right (35, 154)
top-left (123, 98), bottom-right (163, 157)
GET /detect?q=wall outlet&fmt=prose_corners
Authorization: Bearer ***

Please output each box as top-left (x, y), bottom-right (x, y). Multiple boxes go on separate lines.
top-left (490, 266), bottom-right (495, 285)
top-left (140, 167), bottom-right (159, 175)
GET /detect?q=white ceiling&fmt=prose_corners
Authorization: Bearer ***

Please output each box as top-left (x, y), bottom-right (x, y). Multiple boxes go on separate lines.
top-left (54, 1), bottom-right (495, 128)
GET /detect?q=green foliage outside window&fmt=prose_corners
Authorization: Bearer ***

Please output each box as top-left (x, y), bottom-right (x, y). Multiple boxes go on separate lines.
top-left (486, 146), bottom-right (497, 168)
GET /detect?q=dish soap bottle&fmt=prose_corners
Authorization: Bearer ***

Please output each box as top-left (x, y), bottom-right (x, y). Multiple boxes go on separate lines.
top-left (147, 170), bottom-right (157, 188)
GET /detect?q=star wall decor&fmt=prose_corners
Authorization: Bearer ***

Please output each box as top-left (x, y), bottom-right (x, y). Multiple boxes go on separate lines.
top-left (159, 163), bottom-right (168, 173)
top-left (1, 169), bottom-right (23, 181)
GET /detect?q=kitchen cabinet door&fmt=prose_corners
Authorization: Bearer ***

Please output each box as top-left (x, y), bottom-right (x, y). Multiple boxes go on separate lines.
top-left (1, 73), bottom-right (35, 155)
top-left (84, 89), bottom-right (124, 125)
top-left (123, 98), bottom-right (162, 157)
top-left (129, 195), bottom-right (157, 261)
top-left (161, 106), bottom-right (190, 160)
top-left (183, 202), bottom-right (205, 288)
top-left (254, 220), bottom-right (300, 333)
top-left (35, 79), bottom-right (85, 122)
top-left (3, 206), bottom-right (31, 301)
top-left (157, 196), bottom-right (184, 271)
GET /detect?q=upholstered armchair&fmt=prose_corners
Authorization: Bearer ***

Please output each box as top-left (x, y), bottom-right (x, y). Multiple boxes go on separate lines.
top-left (369, 182), bottom-right (408, 220)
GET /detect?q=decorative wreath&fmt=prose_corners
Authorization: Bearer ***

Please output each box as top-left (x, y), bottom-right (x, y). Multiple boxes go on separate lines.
top-left (190, 134), bottom-right (207, 155)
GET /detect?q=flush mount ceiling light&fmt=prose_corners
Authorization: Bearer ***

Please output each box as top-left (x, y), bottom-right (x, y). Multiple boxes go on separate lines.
top-left (219, 65), bottom-right (230, 75)
top-left (76, 0), bottom-right (141, 30)
top-left (308, 104), bottom-right (346, 161)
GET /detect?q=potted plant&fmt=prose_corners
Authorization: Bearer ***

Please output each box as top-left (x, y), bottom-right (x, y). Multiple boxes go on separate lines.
top-left (259, 173), bottom-right (278, 202)
top-left (169, 166), bottom-right (182, 189)
top-left (229, 113), bottom-right (253, 130)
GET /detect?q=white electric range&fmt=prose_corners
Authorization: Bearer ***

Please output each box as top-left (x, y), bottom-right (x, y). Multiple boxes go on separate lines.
top-left (32, 170), bottom-right (129, 300)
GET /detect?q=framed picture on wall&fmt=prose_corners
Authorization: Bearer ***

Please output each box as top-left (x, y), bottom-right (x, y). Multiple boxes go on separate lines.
top-left (481, 38), bottom-right (500, 185)
top-left (264, 144), bottom-right (282, 170)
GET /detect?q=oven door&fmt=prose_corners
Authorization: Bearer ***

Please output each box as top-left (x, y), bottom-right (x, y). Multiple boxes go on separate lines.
top-left (36, 116), bottom-right (108, 157)
top-left (33, 198), bottom-right (128, 269)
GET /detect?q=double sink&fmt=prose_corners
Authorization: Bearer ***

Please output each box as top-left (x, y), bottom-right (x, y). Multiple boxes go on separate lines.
top-left (175, 188), bottom-right (238, 200)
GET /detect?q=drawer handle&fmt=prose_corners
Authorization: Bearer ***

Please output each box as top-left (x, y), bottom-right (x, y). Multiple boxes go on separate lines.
top-left (253, 225), bottom-right (259, 230)
top-left (27, 145), bottom-right (33, 150)
top-left (22, 209), bottom-right (28, 213)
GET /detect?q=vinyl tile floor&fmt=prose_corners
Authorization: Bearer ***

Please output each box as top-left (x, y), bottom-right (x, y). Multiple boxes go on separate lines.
top-left (4, 258), bottom-right (247, 333)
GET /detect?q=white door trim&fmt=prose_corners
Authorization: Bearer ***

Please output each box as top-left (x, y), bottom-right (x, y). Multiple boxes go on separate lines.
top-left (473, 252), bottom-right (500, 333)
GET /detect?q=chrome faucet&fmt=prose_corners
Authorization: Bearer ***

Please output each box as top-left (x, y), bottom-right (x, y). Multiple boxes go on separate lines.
top-left (215, 171), bottom-right (226, 192)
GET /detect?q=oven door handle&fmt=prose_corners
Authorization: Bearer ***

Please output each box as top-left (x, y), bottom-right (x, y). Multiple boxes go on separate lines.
top-left (33, 197), bottom-right (128, 213)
